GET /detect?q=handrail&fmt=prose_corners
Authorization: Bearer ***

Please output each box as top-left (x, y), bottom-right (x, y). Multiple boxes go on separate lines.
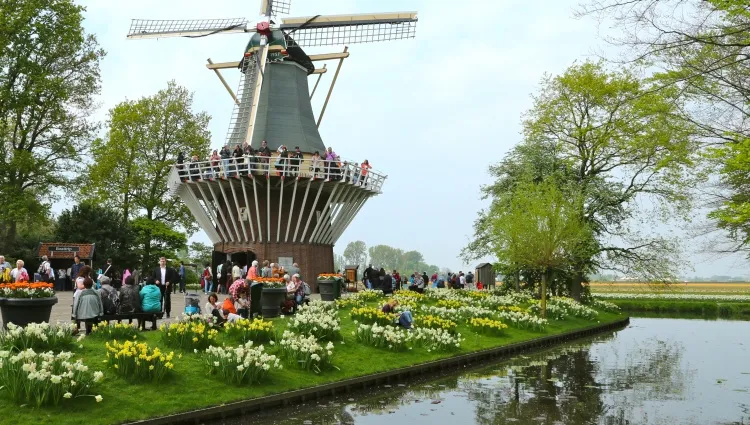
top-left (173, 156), bottom-right (386, 193)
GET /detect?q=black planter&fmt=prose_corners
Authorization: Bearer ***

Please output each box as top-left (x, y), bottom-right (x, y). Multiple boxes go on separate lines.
top-left (260, 288), bottom-right (287, 318)
top-left (317, 279), bottom-right (340, 301)
top-left (0, 296), bottom-right (58, 329)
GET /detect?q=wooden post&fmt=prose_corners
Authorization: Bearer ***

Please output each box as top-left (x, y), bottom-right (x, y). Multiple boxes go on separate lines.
top-left (317, 46), bottom-right (348, 128)
top-left (310, 64), bottom-right (326, 100)
top-left (207, 58), bottom-right (240, 105)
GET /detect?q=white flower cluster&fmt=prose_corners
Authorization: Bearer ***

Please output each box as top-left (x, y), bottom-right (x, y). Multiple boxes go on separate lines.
top-left (456, 305), bottom-right (496, 319)
top-left (278, 331), bottom-right (335, 372)
top-left (527, 302), bottom-right (568, 320)
top-left (0, 349), bottom-right (103, 407)
top-left (506, 291), bottom-right (534, 305)
top-left (288, 302), bottom-right (341, 340)
top-left (424, 288), bottom-right (466, 301)
top-left (496, 310), bottom-right (548, 331)
top-left (548, 297), bottom-right (598, 320)
top-left (419, 305), bottom-right (458, 319)
top-left (410, 327), bottom-right (463, 351)
top-left (177, 313), bottom-right (221, 328)
top-left (355, 289), bottom-right (385, 302)
top-left (587, 298), bottom-right (621, 312)
top-left (1, 322), bottom-right (77, 351)
top-left (594, 292), bottom-right (750, 302)
top-left (479, 295), bottom-right (518, 309)
top-left (354, 323), bottom-right (411, 351)
top-left (0, 286), bottom-right (55, 298)
top-left (204, 341), bottom-right (282, 384)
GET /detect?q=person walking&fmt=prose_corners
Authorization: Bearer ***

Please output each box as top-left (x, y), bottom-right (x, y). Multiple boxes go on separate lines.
top-left (178, 261), bottom-right (186, 294)
top-left (151, 257), bottom-right (178, 318)
top-left (203, 263), bottom-right (213, 293)
top-left (70, 255), bottom-right (84, 291)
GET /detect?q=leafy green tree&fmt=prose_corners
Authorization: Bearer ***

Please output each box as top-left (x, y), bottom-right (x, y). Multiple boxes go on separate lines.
top-left (55, 201), bottom-right (135, 268)
top-left (368, 245), bottom-right (402, 270)
top-left (579, 0), bottom-right (750, 256)
top-left (465, 62), bottom-right (694, 297)
top-left (489, 177), bottom-right (592, 316)
top-left (0, 0), bottom-right (104, 252)
top-left (82, 81), bottom-right (210, 267)
top-left (188, 242), bottom-right (213, 266)
top-left (333, 253), bottom-right (345, 273)
top-left (343, 240), bottom-right (368, 267)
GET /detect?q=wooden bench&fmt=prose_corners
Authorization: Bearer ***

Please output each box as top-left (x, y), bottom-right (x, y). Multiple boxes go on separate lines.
top-left (71, 311), bottom-right (165, 331)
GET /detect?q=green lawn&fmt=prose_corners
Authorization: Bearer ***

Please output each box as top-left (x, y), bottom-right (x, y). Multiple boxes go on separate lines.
top-left (0, 301), bottom-right (624, 425)
top-left (604, 299), bottom-right (750, 317)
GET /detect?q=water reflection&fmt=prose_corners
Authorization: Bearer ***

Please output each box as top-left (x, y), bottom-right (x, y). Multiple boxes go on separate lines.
top-left (212, 318), bottom-right (750, 425)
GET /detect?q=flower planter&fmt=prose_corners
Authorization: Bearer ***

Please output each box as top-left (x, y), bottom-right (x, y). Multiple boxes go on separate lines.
top-left (260, 288), bottom-right (287, 318)
top-left (317, 279), bottom-right (341, 301)
top-left (0, 296), bottom-right (58, 329)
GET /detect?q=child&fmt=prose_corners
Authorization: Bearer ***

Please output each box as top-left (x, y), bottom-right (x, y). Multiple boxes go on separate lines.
top-left (477, 281), bottom-right (484, 290)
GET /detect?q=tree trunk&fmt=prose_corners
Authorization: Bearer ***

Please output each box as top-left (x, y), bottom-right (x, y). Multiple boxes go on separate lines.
top-left (541, 268), bottom-right (549, 318)
top-left (572, 269), bottom-right (584, 302)
top-left (514, 269), bottom-right (520, 291)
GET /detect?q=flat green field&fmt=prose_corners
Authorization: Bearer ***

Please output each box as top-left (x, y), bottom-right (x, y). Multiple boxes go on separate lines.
top-left (0, 295), bottom-right (623, 425)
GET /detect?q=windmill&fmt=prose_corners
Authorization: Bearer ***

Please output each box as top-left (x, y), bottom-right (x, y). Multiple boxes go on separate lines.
top-left (126, 0), bottom-right (417, 299)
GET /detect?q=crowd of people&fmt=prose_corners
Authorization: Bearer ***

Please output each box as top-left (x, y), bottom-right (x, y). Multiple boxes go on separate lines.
top-left (176, 142), bottom-right (373, 187)
top-left (362, 265), bottom-right (478, 294)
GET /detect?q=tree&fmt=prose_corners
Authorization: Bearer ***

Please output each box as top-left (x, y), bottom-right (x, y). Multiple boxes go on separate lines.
top-left (188, 242), bottom-right (213, 266)
top-left (0, 0), bottom-right (105, 252)
top-left (465, 61), bottom-right (694, 297)
top-left (55, 201), bottom-right (135, 268)
top-left (130, 217), bottom-right (186, 269)
top-left (83, 81), bottom-right (211, 267)
top-left (343, 240), bottom-right (368, 267)
top-left (368, 245), bottom-right (402, 270)
top-left (579, 0), bottom-right (750, 255)
top-left (489, 177), bottom-right (592, 316)
top-left (333, 253), bottom-right (345, 273)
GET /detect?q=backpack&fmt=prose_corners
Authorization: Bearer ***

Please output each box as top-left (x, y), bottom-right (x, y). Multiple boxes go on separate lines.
top-left (101, 287), bottom-right (119, 315)
top-left (303, 282), bottom-right (311, 296)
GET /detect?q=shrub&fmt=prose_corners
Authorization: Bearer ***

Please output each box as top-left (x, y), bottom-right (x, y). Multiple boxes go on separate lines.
top-left (278, 331), bottom-right (335, 373)
top-left (468, 317), bottom-right (508, 336)
top-left (0, 349), bottom-right (103, 406)
top-left (0, 322), bottom-right (76, 352)
top-left (224, 318), bottom-right (275, 343)
top-left (350, 307), bottom-right (398, 326)
top-left (90, 321), bottom-right (139, 341)
top-left (204, 341), bottom-right (281, 384)
top-left (160, 321), bottom-right (219, 350)
top-left (105, 340), bottom-right (175, 381)
top-left (354, 323), bottom-right (410, 351)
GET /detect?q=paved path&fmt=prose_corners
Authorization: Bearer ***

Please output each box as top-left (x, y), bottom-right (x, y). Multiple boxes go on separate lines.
top-left (1, 289), bottom-right (325, 328)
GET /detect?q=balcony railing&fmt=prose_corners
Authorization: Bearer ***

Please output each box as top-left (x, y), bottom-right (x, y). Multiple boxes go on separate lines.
top-left (173, 156), bottom-right (387, 193)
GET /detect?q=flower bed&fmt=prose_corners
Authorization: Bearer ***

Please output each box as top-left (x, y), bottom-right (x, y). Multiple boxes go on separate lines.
top-left (594, 292), bottom-right (750, 302)
top-left (410, 327), bottom-right (463, 351)
top-left (468, 317), bottom-right (508, 336)
top-left (0, 282), bottom-right (54, 298)
top-left (496, 309), bottom-right (548, 331)
top-left (105, 340), bottom-right (175, 381)
top-left (354, 323), bottom-right (410, 351)
top-left (0, 349), bottom-right (103, 406)
top-left (355, 289), bottom-right (385, 302)
top-left (90, 322), bottom-right (139, 341)
top-left (251, 277), bottom-right (286, 288)
top-left (436, 299), bottom-right (465, 309)
top-left (204, 341), bottom-right (281, 384)
top-left (160, 321), bottom-right (219, 350)
top-left (0, 322), bottom-right (76, 352)
top-left (278, 331), bottom-right (335, 373)
top-left (350, 306), bottom-right (398, 326)
top-left (548, 297), bottom-right (598, 320)
top-left (224, 318), bottom-right (275, 343)
top-left (335, 296), bottom-right (364, 309)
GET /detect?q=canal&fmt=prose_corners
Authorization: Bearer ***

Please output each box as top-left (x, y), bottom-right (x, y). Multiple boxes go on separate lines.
top-left (214, 317), bottom-right (750, 425)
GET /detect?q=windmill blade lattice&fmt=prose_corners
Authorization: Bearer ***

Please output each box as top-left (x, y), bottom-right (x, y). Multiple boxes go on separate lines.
top-left (271, 0), bottom-right (292, 15)
top-left (281, 12), bottom-right (417, 47)
top-left (226, 55), bottom-right (259, 147)
top-left (127, 18), bottom-right (249, 39)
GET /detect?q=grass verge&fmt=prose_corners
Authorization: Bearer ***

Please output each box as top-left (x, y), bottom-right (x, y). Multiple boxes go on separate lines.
top-left (0, 304), bottom-right (623, 425)
top-left (606, 299), bottom-right (750, 317)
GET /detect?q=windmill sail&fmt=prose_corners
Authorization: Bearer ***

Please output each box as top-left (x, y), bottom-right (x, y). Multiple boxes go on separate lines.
top-left (127, 18), bottom-right (250, 39)
top-left (225, 55), bottom-right (259, 147)
top-left (281, 12), bottom-right (417, 47)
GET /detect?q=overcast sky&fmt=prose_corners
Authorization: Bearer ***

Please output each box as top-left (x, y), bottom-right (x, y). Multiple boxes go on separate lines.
top-left (74, 0), bottom-right (750, 277)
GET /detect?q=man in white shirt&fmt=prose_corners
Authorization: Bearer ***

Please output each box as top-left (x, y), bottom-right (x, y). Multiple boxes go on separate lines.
top-left (151, 257), bottom-right (177, 318)
top-left (232, 262), bottom-right (241, 282)
top-left (459, 272), bottom-right (466, 289)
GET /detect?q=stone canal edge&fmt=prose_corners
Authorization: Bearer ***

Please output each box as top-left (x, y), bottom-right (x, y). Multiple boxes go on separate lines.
top-left (126, 317), bottom-right (630, 425)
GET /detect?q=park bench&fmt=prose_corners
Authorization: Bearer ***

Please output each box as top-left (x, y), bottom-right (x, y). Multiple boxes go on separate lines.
top-left (71, 311), bottom-right (164, 331)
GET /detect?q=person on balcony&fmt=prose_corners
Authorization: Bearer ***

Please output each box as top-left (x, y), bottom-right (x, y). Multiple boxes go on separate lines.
top-left (244, 143), bottom-right (257, 174)
top-left (232, 144), bottom-right (243, 176)
top-left (325, 147), bottom-right (337, 179)
top-left (209, 149), bottom-right (220, 179)
top-left (176, 151), bottom-right (186, 180)
top-left (258, 140), bottom-right (271, 177)
top-left (290, 146), bottom-right (303, 177)
top-left (189, 154), bottom-right (200, 181)
top-left (360, 159), bottom-right (371, 187)
top-left (276, 145), bottom-right (289, 177)
top-left (219, 145), bottom-right (231, 177)
top-left (311, 151), bottom-right (322, 179)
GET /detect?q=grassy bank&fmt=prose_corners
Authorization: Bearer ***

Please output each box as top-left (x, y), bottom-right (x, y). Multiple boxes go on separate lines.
top-left (605, 299), bottom-right (750, 317)
top-left (0, 297), bottom-right (623, 425)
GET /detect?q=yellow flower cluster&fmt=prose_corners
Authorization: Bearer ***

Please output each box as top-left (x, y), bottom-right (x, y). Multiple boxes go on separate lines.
top-left (105, 340), bottom-right (174, 381)
top-left (350, 307), bottom-right (398, 326)
top-left (224, 318), bottom-right (275, 343)
top-left (393, 290), bottom-right (425, 302)
top-left (414, 315), bottom-right (457, 333)
top-left (91, 321), bottom-right (139, 340)
top-left (436, 299), bottom-right (466, 309)
top-left (469, 317), bottom-right (508, 336)
top-left (498, 306), bottom-right (525, 313)
top-left (160, 321), bottom-right (218, 350)
top-left (335, 297), bottom-right (364, 309)
top-left (464, 291), bottom-right (490, 299)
